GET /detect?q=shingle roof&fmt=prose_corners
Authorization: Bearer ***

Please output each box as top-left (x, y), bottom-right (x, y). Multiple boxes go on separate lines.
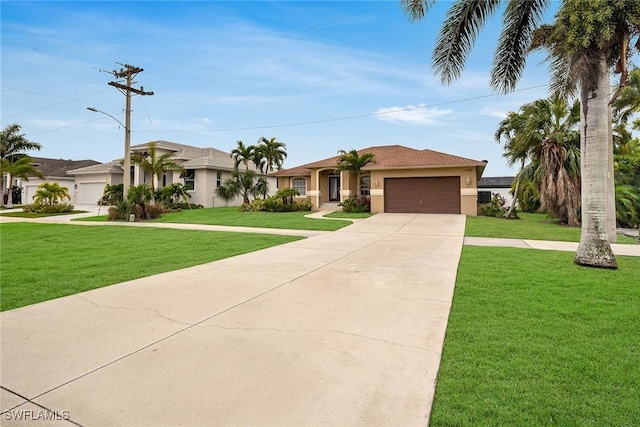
top-left (68, 141), bottom-right (259, 174)
top-left (30, 157), bottom-right (101, 177)
top-left (67, 160), bottom-right (123, 175)
top-left (272, 145), bottom-right (487, 176)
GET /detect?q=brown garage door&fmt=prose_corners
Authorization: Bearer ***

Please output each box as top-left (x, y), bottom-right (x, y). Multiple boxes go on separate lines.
top-left (384, 177), bottom-right (460, 214)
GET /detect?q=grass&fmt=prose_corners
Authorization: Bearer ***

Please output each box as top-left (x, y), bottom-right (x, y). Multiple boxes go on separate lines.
top-left (148, 207), bottom-right (351, 231)
top-left (0, 222), bottom-right (301, 311)
top-left (323, 211), bottom-right (374, 219)
top-left (431, 247), bottom-right (640, 426)
top-left (467, 212), bottom-right (638, 244)
top-left (0, 210), bottom-right (87, 218)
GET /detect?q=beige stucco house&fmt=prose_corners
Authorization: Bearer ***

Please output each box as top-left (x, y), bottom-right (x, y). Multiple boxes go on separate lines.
top-left (272, 145), bottom-right (487, 215)
top-left (67, 141), bottom-right (272, 207)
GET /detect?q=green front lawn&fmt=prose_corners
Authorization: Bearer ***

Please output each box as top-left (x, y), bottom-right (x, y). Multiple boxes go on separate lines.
top-left (431, 247), bottom-right (640, 425)
top-left (151, 207), bottom-right (352, 231)
top-left (0, 223), bottom-right (301, 311)
top-left (467, 212), bottom-right (638, 244)
top-left (0, 210), bottom-right (87, 218)
top-left (323, 212), bottom-right (374, 219)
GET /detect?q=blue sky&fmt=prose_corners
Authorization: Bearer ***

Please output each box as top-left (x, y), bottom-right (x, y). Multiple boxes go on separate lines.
top-left (2, 0), bottom-right (566, 176)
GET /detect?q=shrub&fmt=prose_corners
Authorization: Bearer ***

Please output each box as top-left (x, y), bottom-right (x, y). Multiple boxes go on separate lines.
top-left (146, 203), bottom-right (167, 219)
top-left (276, 188), bottom-right (300, 204)
top-left (108, 201), bottom-right (133, 221)
top-left (99, 184), bottom-right (123, 205)
top-left (165, 202), bottom-right (202, 210)
top-left (240, 195), bottom-right (312, 212)
top-left (23, 202), bottom-right (74, 213)
top-left (480, 193), bottom-right (510, 218)
top-left (339, 196), bottom-right (371, 213)
top-left (295, 199), bottom-right (313, 211)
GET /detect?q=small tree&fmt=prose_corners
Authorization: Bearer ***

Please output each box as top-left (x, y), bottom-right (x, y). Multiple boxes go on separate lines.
top-left (1, 123), bottom-right (43, 207)
top-left (130, 141), bottom-right (185, 200)
top-left (335, 149), bottom-right (376, 196)
top-left (33, 182), bottom-right (71, 205)
top-left (216, 170), bottom-right (263, 205)
top-left (127, 184), bottom-right (153, 219)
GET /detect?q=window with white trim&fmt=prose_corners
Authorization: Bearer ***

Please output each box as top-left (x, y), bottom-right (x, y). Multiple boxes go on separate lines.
top-left (184, 169), bottom-right (195, 191)
top-left (216, 171), bottom-right (222, 187)
top-left (360, 175), bottom-right (371, 196)
top-left (292, 178), bottom-right (306, 196)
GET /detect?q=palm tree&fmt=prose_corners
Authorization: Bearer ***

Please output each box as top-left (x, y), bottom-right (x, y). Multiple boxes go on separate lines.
top-left (495, 111), bottom-right (534, 218)
top-left (32, 182), bottom-right (71, 205)
top-left (127, 184), bottom-right (153, 219)
top-left (216, 169), bottom-right (260, 205)
top-left (1, 123), bottom-right (42, 207)
top-left (0, 156), bottom-right (44, 205)
top-left (130, 141), bottom-right (185, 199)
top-left (612, 67), bottom-right (640, 128)
top-left (254, 137), bottom-right (287, 198)
top-left (256, 137), bottom-right (287, 176)
top-left (230, 140), bottom-right (256, 171)
top-left (335, 149), bottom-right (376, 196)
top-left (402, 0), bottom-right (640, 268)
top-left (496, 98), bottom-right (581, 223)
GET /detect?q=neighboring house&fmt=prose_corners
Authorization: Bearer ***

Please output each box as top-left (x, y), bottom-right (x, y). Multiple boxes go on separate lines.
top-left (14, 157), bottom-right (100, 205)
top-left (67, 141), bottom-right (272, 207)
top-left (272, 145), bottom-right (487, 215)
top-left (478, 176), bottom-right (515, 206)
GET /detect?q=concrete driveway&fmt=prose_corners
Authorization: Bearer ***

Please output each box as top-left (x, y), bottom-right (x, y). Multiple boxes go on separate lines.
top-left (0, 214), bottom-right (466, 426)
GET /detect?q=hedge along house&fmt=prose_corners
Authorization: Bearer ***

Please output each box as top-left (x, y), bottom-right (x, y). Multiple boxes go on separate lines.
top-left (67, 141), bottom-right (272, 207)
top-left (271, 145), bottom-right (487, 215)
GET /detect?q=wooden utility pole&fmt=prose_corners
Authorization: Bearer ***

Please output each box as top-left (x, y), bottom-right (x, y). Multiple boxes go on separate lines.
top-left (107, 63), bottom-right (154, 198)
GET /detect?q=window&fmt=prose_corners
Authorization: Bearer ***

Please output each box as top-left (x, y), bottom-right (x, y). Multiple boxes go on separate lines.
top-left (184, 169), bottom-right (195, 191)
top-left (292, 178), bottom-right (306, 196)
top-left (360, 175), bottom-right (371, 196)
top-left (216, 171), bottom-right (222, 187)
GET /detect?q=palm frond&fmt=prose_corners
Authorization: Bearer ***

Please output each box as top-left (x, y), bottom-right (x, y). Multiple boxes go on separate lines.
top-left (491, 0), bottom-right (549, 93)
top-left (401, 0), bottom-right (435, 22)
top-left (433, 0), bottom-right (501, 85)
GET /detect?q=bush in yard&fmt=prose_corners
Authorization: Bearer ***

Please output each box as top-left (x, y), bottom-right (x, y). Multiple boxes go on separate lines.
top-left (241, 194), bottom-right (312, 212)
top-left (339, 195), bottom-right (370, 213)
top-left (295, 199), bottom-right (312, 211)
top-left (99, 184), bottom-right (123, 205)
top-left (108, 201), bottom-right (133, 221)
top-left (145, 203), bottom-right (167, 219)
top-left (480, 193), bottom-right (511, 218)
top-left (23, 202), bottom-right (74, 213)
top-left (276, 188), bottom-right (300, 204)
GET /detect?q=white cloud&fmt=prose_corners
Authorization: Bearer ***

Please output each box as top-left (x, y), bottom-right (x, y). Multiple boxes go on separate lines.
top-left (374, 104), bottom-right (452, 125)
top-left (480, 107), bottom-right (508, 119)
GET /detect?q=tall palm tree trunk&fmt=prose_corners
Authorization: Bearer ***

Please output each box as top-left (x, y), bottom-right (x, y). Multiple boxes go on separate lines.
top-left (6, 173), bottom-right (14, 207)
top-left (575, 52), bottom-right (617, 268)
top-left (505, 160), bottom-right (524, 219)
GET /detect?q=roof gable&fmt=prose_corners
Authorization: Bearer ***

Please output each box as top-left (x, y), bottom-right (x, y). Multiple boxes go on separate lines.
top-left (31, 157), bottom-right (101, 177)
top-left (272, 145), bottom-right (486, 176)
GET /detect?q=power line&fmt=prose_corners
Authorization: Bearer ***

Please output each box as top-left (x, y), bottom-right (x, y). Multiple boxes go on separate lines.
top-left (0, 87), bottom-right (111, 119)
top-left (134, 84), bottom-right (548, 133)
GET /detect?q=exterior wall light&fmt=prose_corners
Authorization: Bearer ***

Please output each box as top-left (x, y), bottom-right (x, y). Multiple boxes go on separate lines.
top-left (465, 176), bottom-right (472, 185)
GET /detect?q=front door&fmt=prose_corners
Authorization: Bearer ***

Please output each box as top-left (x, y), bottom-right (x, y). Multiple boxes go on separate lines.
top-left (329, 176), bottom-right (340, 201)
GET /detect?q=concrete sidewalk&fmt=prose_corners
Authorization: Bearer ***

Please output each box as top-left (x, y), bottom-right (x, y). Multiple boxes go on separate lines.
top-left (1, 213), bottom-right (466, 426)
top-left (465, 236), bottom-right (640, 257)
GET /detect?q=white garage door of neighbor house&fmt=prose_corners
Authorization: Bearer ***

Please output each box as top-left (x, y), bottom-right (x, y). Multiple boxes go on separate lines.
top-left (78, 182), bottom-right (105, 205)
top-left (24, 185), bottom-right (39, 204)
